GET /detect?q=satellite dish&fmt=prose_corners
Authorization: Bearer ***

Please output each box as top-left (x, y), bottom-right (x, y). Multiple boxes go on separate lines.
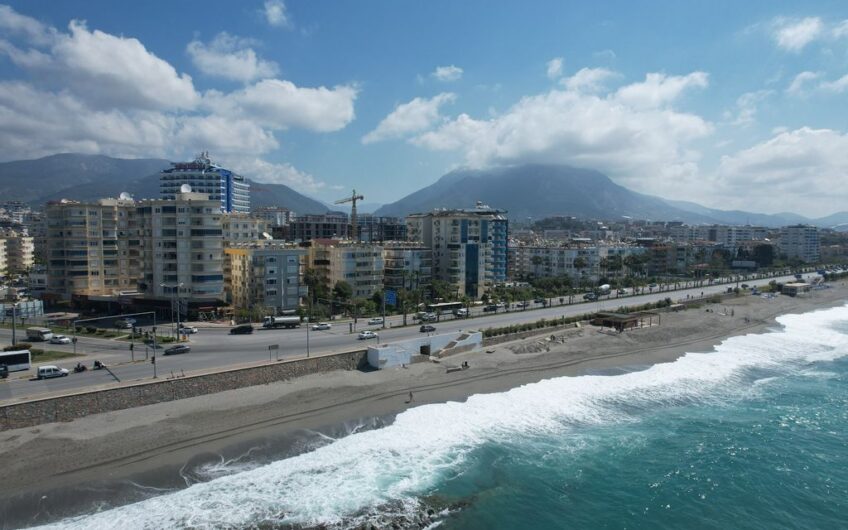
top-left (262, 232), bottom-right (273, 240)
top-left (180, 184), bottom-right (192, 193)
top-left (119, 192), bottom-right (132, 200)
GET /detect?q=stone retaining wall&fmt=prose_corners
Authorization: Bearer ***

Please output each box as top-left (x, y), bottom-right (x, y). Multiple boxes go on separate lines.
top-left (0, 350), bottom-right (368, 432)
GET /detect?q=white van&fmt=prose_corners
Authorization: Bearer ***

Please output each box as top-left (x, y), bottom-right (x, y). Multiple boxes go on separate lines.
top-left (37, 365), bottom-right (69, 380)
top-left (454, 308), bottom-right (469, 317)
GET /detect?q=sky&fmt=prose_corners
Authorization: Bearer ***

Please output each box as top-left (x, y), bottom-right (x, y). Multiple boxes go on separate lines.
top-left (1, 1), bottom-right (848, 218)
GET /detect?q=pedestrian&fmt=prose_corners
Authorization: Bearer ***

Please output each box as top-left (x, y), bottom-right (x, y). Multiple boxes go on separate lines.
top-left (406, 391), bottom-right (414, 403)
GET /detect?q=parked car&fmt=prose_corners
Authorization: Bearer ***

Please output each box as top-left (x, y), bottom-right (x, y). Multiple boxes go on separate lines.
top-left (178, 325), bottom-right (198, 334)
top-left (483, 304), bottom-right (498, 312)
top-left (113, 319), bottom-right (134, 329)
top-left (358, 330), bottom-right (378, 340)
top-left (533, 297), bottom-right (545, 304)
top-left (312, 322), bottom-right (331, 331)
top-left (515, 301), bottom-right (529, 309)
top-left (367, 317), bottom-right (384, 325)
top-left (49, 334), bottom-right (72, 345)
top-left (454, 308), bottom-right (469, 317)
top-left (583, 292), bottom-right (598, 301)
top-left (419, 324), bottom-right (436, 333)
top-left (36, 365), bottom-right (69, 380)
top-left (229, 324), bottom-right (254, 335)
top-left (418, 312), bottom-right (437, 322)
top-left (164, 344), bottom-right (191, 355)
top-left (495, 301), bottom-right (506, 308)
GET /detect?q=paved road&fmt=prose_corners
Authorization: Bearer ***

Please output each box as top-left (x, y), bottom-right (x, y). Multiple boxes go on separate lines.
top-left (0, 273), bottom-right (813, 402)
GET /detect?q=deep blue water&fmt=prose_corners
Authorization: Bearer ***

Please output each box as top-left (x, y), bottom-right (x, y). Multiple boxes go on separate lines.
top-left (30, 304), bottom-right (848, 530)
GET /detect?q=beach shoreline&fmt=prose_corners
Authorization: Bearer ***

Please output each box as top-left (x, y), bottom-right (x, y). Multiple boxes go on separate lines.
top-left (2, 287), bottom-right (847, 525)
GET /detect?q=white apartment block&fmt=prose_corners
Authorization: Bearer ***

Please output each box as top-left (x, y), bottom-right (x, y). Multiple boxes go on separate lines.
top-left (509, 245), bottom-right (648, 284)
top-left (0, 229), bottom-right (34, 273)
top-left (222, 213), bottom-right (269, 244)
top-left (132, 192), bottom-right (225, 302)
top-left (45, 197), bottom-right (137, 301)
top-left (308, 240), bottom-right (384, 299)
top-left (778, 225), bottom-right (820, 263)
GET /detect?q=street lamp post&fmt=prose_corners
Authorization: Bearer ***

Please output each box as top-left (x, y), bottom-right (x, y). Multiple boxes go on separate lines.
top-left (10, 302), bottom-right (17, 346)
top-left (161, 282), bottom-right (184, 340)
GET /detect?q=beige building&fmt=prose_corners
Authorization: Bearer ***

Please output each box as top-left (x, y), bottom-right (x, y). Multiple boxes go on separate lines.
top-left (308, 239), bottom-right (384, 299)
top-left (225, 242), bottom-right (306, 313)
top-left (0, 229), bottom-right (35, 273)
top-left (0, 238), bottom-right (6, 276)
top-left (44, 198), bottom-right (137, 300)
top-left (382, 243), bottom-right (432, 294)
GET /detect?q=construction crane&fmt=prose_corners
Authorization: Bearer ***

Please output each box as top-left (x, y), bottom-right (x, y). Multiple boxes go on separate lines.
top-left (335, 189), bottom-right (364, 241)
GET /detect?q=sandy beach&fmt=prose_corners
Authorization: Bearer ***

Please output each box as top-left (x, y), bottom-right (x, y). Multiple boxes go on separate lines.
top-left (1, 286), bottom-right (847, 524)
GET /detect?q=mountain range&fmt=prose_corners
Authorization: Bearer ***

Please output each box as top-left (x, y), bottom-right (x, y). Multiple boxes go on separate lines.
top-left (0, 154), bottom-right (328, 214)
top-left (2, 154), bottom-right (846, 229)
top-left (375, 164), bottom-right (848, 229)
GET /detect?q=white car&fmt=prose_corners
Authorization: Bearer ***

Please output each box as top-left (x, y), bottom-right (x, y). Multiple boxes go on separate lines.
top-left (49, 335), bottom-right (71, 345)
top-left (36, 365), bottom-right (69, 379)
top-left (312, 322), bottom-right (331, 331)
top-left (368, 317), bottom-right (384, 325)
top-left (178, 326), bottom-right (198, 334)
top-left (358, 330), bottom-right (378, 340)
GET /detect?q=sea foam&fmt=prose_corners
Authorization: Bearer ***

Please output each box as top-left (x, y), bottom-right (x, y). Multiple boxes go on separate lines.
top-left (32, 304), bottom-right (848, 530)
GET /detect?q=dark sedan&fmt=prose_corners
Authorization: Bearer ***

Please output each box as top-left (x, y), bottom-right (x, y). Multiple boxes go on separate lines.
top-left (419, 324), bottom-right (436, 333)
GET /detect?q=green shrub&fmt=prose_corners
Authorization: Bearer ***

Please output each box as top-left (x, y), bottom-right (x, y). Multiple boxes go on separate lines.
top-left (3, 342), bottom-right (32, 351)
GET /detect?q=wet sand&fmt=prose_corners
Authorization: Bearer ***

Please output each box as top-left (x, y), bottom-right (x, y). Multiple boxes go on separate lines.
top-left (1, 287), bottom-right (846, 525)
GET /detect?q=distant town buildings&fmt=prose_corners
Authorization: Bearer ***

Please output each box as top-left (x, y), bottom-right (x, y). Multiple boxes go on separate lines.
top-left (160, 152), bottom-right (250, 213)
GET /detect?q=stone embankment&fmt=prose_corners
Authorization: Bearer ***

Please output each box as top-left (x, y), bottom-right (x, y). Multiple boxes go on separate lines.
top-left (0, 350), bottom-right (367, 431)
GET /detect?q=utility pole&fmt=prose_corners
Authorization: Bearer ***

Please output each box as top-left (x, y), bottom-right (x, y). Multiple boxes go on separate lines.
top-left (10, 303), bottom-right (16, 346)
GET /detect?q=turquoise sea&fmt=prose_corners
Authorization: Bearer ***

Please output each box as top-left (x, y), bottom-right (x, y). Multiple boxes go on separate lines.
top-left (27, 304), bottom-right (848, 529)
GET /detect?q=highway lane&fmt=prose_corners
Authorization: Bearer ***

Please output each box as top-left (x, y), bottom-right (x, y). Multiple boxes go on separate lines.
top-left (0, 273), bottom-right (811, 402)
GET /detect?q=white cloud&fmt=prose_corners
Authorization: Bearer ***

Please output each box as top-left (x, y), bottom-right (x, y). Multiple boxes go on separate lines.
top-left (613, 71), bottom-right (708, 108)
top-left (727, 90), bottom-right (772, 126)
top-left (187, 32), bottom-right (279, 83)
top-left (773, 17), bottom-right (824, 51)
top-left (546, 57), bottom-right (563, 79)
top-left (786, 71), bottom-right (821, 95)
top-left (431, 65), bottom-right (463, 82)
top-left (412, 71), bottom-right (713, 195)
top-left (834, 19), bottom-right (848, 38)
top-left (362, 93), bottom-right (456, 144)
top-left (716, 127), bottom-right (848, 215)
top-left (819, 73), bottom-right (848, 93)
top-left (0, 17), bottom-right (199, 111)
top-left (205, 79), bottom-right (358, 132)
top-left (263, 0), bottom-right (291, 28)
top-left (223, 157), bottom-right (328, 191)
top-left (560, 67), bottom-right (618, 93)
top-left (0, 4), bottom-right (56, 46)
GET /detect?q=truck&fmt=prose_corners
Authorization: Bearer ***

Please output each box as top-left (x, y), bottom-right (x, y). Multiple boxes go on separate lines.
top-left (262, 316), bottom-right (301, 329)
top-left (25, 327), bottom-right (53, 342)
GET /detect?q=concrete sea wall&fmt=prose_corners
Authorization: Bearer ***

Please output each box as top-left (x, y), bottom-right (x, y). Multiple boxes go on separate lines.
top-left (0, 349), bottom-right (368, 432)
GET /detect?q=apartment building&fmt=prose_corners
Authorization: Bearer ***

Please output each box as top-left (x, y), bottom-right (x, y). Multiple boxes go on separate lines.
top-left (509, 245), bottom-right (649, 283)
top-left (132, 191), bottom-right (225, 304)
top-left (357, 215), bottom-right (408, 243)
top-left (779, 225), bottom-right (821, 263)
top-left (0, 229), bottom-right (34, 273)
top-left (44, 197), bottom-right (138, 301)
top-left (307, 239), bottom-right (384, 299)
top-left (407, 203), bottom-right (508, 299)
top-left (382, 243), bottom-right (432, 294)
top-left (222, 213), bottom-right (268, 244)
top-left (253, 206), bottom-right (295, 227)
top-left (225, 243), bottom-right (306, 313)
top-left (288, 213), bottom-right (351, 241)
top-left (0, 238), bottom-right (6, 276)
top-left (160, 152), bottom-right (250, 213)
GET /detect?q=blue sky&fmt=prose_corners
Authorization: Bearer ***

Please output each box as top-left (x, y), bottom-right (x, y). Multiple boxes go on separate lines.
top-left (1, 1), bottom-right (848, 217)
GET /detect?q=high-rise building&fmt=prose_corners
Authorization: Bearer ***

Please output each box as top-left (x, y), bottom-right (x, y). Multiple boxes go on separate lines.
top-left (406, 202), bottom-right (508, 299)
top-left (160, 152), bottom-right (250, 213)
top-left (225, 242), bottom-right (307, 313)
top-left (357, 215), bottom-right (408, 243)
top-left (382, 243), bottom-right (432, 295)
top-left (779, 225), bottom-right (820, 263)
top-left (288, 213), bottom-right (351, 241)
top-left (44, 197), bottom-right (138, 301)
top-left (133, 191), bottom-right (225, 304)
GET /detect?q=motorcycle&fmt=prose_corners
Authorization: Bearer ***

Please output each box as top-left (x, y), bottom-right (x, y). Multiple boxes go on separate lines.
top-left (92, 360), bottom-right (104, 370)
top-left (73, 363), bottom-right (87, 373)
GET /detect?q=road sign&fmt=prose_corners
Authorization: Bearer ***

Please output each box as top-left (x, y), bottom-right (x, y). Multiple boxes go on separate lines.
top-left (384, 289), bottom-right (397, 306)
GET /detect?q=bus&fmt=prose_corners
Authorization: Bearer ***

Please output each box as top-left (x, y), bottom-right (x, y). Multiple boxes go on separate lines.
top-left (26, 327), bottom-right (53, 341)
top-left (426, 302), bottom-right (464, 315)
top-left (0, 349), bottom-right (32, 372)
